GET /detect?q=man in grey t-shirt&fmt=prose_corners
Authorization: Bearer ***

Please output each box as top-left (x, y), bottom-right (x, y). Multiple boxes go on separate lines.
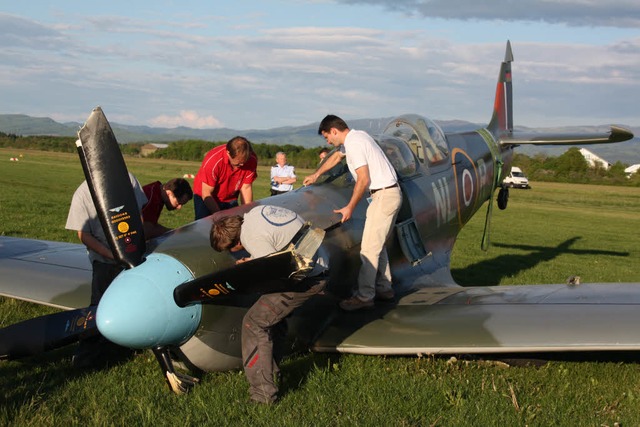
top-left (210, 205), bottom-right (328, 404)
top-left (66, 173), bottom-right (147, 268)
top-left (65, 172), bottom-right (147, 368)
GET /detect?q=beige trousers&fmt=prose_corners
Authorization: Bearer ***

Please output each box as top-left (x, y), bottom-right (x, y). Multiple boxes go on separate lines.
top-left (356, 186), bottom-right (402, 301)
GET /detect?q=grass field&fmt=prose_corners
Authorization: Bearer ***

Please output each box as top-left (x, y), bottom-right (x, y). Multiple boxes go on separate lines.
top-left (1, 148), bottom-right (640, 426)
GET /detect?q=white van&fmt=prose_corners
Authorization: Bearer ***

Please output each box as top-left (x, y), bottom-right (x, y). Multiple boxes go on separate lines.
top-left (503, 166), bottom-right (530, 189)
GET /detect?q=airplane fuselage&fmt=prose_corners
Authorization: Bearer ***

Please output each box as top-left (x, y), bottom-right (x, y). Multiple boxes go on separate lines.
top-left (113, 114), bottom-right (513, 372)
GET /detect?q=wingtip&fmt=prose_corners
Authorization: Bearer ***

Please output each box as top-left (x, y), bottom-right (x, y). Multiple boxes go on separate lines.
top-left (609, 125), bottom-right (635, 143)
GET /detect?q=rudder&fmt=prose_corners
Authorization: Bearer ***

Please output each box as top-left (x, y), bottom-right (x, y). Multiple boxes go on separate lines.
top-left (488, 41), bottom-right (514, 137)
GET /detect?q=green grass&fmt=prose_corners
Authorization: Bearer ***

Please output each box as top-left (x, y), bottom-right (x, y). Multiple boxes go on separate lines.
top-left (2, 148), bottom-right (640, 426)
top-left (451, 182), bottom-right (640, 286)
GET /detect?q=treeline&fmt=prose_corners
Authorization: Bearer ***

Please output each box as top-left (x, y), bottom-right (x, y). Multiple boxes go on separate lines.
top-left (145, 139), bottom-right (324, 169)
top-left (2, 132), bottom-right (639, 186)
top-left (0, 133), bottom-right (77, 153)
top-left (0, 133), bottom-right (325, 169)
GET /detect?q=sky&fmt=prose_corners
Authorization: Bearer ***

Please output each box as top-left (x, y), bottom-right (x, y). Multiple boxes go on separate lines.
top-left (1, 1), bottom-right (639, 131)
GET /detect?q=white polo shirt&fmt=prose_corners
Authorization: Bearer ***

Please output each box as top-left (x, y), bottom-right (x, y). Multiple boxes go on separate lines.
top-left (270, 164), bottom-right (296, 192)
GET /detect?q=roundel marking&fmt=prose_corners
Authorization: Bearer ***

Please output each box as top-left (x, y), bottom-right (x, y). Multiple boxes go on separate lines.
top-left (462, 169), bottom-right (474, 207)
top-left (451, 147), bottom-right (479, 227)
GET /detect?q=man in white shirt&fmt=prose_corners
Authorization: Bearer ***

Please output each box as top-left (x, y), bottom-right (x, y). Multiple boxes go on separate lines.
top-left (270, 151), bottom-right (297, 195)
top-left (303, 115), bottom-right (402, 311)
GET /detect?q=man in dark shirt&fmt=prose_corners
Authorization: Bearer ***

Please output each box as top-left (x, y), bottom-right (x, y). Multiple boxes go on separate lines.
top-left (142, 178), bottom-right (193, 239)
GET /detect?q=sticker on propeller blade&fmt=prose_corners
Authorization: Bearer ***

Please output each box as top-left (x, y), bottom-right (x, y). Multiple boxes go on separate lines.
top-left (66, 310), bottom-right (95, 332)
top-left (123, 236), bottom-right (137, 252)
top-left (110, 210), bottom-right (132, 233)
top-left (109, 207), bottom-right (140, 242)
top-left (200, 282), bottom-right (233, 299)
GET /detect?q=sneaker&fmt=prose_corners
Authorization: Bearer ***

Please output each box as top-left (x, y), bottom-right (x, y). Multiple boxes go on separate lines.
top-left (375, 289), bottom-right (395, 301)
top-left (339, 296), bottom-right (374, 311)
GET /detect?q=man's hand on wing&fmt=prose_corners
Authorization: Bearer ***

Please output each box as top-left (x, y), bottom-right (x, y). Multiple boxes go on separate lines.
top-left (303, 173), bottom-right (318, 186)
top-left (333, 205), bottom-right (353, 223)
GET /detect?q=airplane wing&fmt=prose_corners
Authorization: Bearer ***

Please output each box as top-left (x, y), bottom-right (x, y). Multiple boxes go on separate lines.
top-left (311, 283), bottom-right (640, 354)
top-left (0, 236), bottom-right (92, 311)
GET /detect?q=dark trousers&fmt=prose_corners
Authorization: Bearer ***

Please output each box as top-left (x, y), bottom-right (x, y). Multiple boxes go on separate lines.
top-left (90, 261), bottom-right (124, 305)
top-left (193, 194), bottom-right (238, 220)
top-left (241, 276), bottom-right (326, 403)
top-left (73, 261), bottom-right (131, 368)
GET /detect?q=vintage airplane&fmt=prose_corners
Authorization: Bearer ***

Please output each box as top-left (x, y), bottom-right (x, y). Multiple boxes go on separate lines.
top-left (1, 41), bottom-right (637, 394)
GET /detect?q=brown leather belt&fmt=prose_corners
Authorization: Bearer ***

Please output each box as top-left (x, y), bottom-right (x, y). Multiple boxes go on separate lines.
top-left (370, 183), bottom-right (399, 194)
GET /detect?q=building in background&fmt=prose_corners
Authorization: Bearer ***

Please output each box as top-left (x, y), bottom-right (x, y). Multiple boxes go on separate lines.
top-left (624, 164), bottom-right (640, 178)
top-left (579, 148), bottom-right (611, 170)
top-left (141, 143), bottom-right (169, 157)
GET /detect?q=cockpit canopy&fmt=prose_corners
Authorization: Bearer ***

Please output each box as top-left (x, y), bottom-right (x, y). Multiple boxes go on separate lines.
top-left (314, 114), bottom-right (450, 184)
top-left (381, 114), bottom-right (448, 167)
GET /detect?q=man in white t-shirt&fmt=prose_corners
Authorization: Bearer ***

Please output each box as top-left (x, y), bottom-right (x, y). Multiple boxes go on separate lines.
top-left (303, 114), bottom-right (402, 311)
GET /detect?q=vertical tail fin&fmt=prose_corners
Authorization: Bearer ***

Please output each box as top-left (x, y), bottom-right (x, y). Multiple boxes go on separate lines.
top-left (488, 41), bottom-right (514, 137)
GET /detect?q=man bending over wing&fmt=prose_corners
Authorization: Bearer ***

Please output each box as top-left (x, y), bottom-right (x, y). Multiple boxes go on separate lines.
top-left (210, 205), bottom-right (328, 404)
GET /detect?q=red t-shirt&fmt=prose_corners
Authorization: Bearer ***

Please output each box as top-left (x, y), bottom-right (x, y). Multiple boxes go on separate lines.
top-left (142, 181), bottom-right (164, 224)
top-left (193, 145), bottom-right (258, 203)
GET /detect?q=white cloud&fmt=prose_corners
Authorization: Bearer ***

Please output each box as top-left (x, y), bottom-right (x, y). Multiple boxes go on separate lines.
top-left (148, 111), bottom-right (224, 129)
top-left (0, 4), bottom-right (638, 129)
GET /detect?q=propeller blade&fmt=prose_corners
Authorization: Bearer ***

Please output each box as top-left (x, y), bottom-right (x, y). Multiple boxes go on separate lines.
top-left (173, 250), bottom-right (301, 307)
top-left (76, 107), bottom-right (146, 268)
top-left (174, 224), bottom-right (327, 307)
top-left (0, 307), bottom-right (97, 360)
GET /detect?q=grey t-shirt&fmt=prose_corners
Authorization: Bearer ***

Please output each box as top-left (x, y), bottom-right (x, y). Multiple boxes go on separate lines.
top-left (240, 205), bottom-right (328, 275)
top-left (240, 205), bottom-right (303, 258)
top-left (65, 173), bottom-right (147, 264)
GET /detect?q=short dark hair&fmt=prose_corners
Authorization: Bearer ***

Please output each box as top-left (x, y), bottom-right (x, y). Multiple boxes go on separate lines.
top-left (226, 136), bottom-right (252, 160)
top-left (210, 215), bottom-right (244, 252)
top-left (318, 115), bottom-right (349, 135)
top-left (164, 178), bottom-right (193, 201)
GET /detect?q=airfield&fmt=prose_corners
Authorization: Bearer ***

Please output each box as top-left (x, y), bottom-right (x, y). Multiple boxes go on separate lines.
top-left (1, 148), bottom-right (640, 425)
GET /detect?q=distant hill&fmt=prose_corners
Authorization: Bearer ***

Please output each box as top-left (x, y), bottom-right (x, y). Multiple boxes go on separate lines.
top-left (1, 114), bottom-right (638, 164)
top-left (0, 114), bottom-right (479, 148)
top-left (0, 114), bottom-right (78, 137)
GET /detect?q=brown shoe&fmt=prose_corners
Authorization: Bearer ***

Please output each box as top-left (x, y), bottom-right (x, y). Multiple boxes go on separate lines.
top-left (375, 289), bottom-right (395, 301)
top-left (339, 296), bottom-right (374, 311)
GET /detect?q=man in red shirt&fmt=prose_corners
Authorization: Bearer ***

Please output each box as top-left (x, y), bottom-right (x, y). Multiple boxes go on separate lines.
top-left (142, 178), bottom-right (193, 239)
top-left (193, 136), bottom-right (258, 220)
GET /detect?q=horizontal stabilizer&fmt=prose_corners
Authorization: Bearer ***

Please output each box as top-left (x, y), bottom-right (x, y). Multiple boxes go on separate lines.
top-left (500, 125), bottom-right (634, 146)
